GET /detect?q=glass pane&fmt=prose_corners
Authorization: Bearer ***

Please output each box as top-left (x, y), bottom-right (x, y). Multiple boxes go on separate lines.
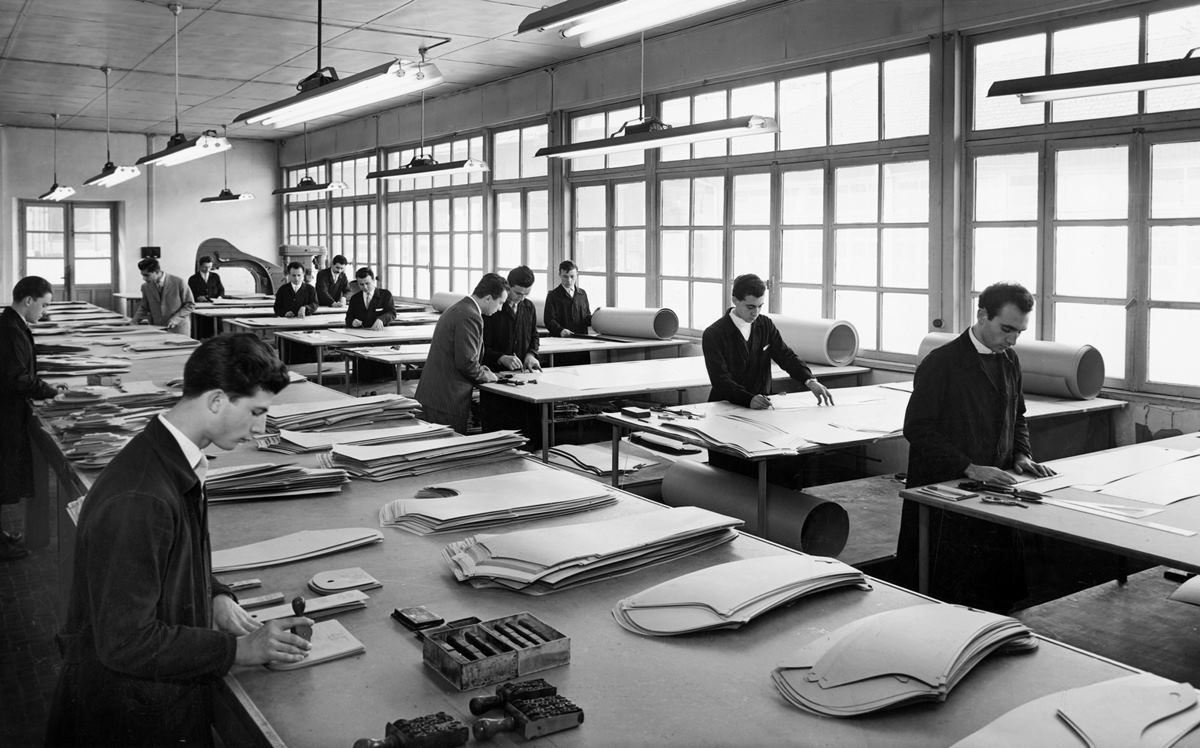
top-left (660, 231), bottom-right (690, 275)
top-left (452, 269), bottom-right (469, 293)
top-left (575, 185), bottom-right (607, 228)
top-left (433, 268), bottom-right (451, 294)
top-left (25, 233), bottom-right (65, 258)
top-left (733, 173), bottom-right (771, 225)
top-left (782, 169), bottom-right (823, 225)
top-left (616, 276), bottom-right (646, 307)
top-left (732, 229), bottom-right (770, 279)
top-left (522, 125), bottom-right (548, 178)
top-left (974, 34), bottom-right (1046, 131)
top-left (469, 196), bottom-right (483, 229)
top-left (570, 113), bottom-right (606, 172)
top-left (881, 292), bottom-right (927, 354)
top-left (433, 234), bottom-right (451, 266)
top-left (26, 258), bottom-right (65, 282)
top-left (973, 227), bottom-right (1037, 291)
top-left (416, 268), bottom-right (430, 300)
top-left (779, 73), bottom-right (826, 149)
top-left (1056, 147), bottom-right (1128, 219)
top-left (1151, 141), bottom-right (1200, 219)
top-left (660, 97), bottom-right (691, 162)
top-left (662, 279), bottom-right (690, 328)
top-left (387, 266), bottom-right (402, 296)
top-left (528, 231), bottom-right (549, 271)
top-left (75, 208), bottom-right (108, 232)
top-left (1051, 18), bottom-right (1139, 123)
top-left (781, 229), bottom-right (822, 284)
top-left (693, 281), bottom-right (723, 330)
top-left (836, 290), bottom-right (878, 350)
top-left (579, 273), bottom-right (607, 309)
top-left (781, 287), bottom-right (822, 319)
top-left (528, 190), bottom-right (549, 229)
top-left (615, 182), bottom-right (645, 226)
top-left (693, 178), bottom-right (725, 225)
top-left (497, 232), bottom-right (522, 269)
top-left (880, 228), bottom-right (928, 288)
top-left (400, 235), bottom-right (414, 265)
top-left (834, 228), bottom-right (877, 286)
top-left (74, 233), bottom-right (109, 258)
top-left (469, 233), bottom-right (483, 268)
top-left (831, 63), bottom-right (879, 145)
top-left (835, 164), bottom-right (878, 224)
top-left (1149, 308), bottom-right (1200, 385)
top-left (1054, 226), bottom-right (1127, 298)
top-left (1150, 226), bottom-right (1200, 302)
top-left (26, 205), bottom-right (64, 232)
top-left (1055, 302), bottom-right (1125, 379)
top-left (606, 107), bottom-right (643, 168)
top-left (661, 180), bottom-right (691, 226)
top-left (399, 201), bottom-right (414, 232)
top-left (432, 199), bottom-right (451, 232)
top-left (1147, 6), bottom-right (1200, 113)
top-left (693, 91), bottom-right (728, 159)
top-left (882, 161), bottom-right (928, 223)
top-left (730, 82), bottom-right (776, 155)
top-left (883, 54), bottom-right (929, 139)
top-left (692, 230), bottom-right (724, 278)
top-left (415, 200), bottom-right (430, 232)
top-left (72, 258), bottom-right (110, 285)
top-left (975, 152), bottom-right (1039, 221)
top-left (615, 229), bottom-right (645, 273)
top-left (574, 231), bottom-right (606, 272)
top-left (416, 234), bottom-right (430, 264)
top-left (452, 197), bottom-right (469, 230)
top-left (496, 192), bottom-right (522, 230)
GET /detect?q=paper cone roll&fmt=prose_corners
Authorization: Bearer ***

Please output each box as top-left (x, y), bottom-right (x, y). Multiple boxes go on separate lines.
top-left (532, 296), bottom-right (545, 327)
top-left (771, 316), bottom-right (859, 366)
top-left (591, 307), bottom-right (679, 339)
top-left (430, 292), bottom-right (462, 313)
top-left (916, 332), bottom-right (1105, 400)
top-left (661, 461), bottom-right (849, 557)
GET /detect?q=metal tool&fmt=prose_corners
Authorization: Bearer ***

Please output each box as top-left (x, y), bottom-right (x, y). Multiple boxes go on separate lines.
top-left (980, 495), bottom-right (1027, 508)
top-left (958, 481), bottom-right (1045, 503)
top-left (469, 678), bottom-right (557, 715)
top-left (472, 694), bottom-right (583, 741)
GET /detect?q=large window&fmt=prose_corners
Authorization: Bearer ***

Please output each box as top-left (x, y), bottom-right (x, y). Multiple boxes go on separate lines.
top-left (493, 122), bottom-right (551, 287)
top-left (659, 175), bottom-right (724, 328)
top-left (20, 201), bottom-right (117, 308)
top-left (284, 165), bottom-right (329, 247)
top-left (570, 180), bottom-right (647, 309)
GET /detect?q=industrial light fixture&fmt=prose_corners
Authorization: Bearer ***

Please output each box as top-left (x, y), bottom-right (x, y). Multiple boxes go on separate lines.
top-left (535, 33), bottom-right (778, 160)
top-left (38, 114), bottom-right (75, 202)
top-left (988, 48), bottom-right (1200, 103)
top-left (518, 0), bottom-right (752, 47)
top-left (136, 4), bottom-right (231, 167)
top-left (83, 66), bottom-right (141, 188)
top-left (272, 123), bottom-right (347, 196)
top-left (201, 126), bottom-right (254, 203)
top-left (367, 82), bottom-right (490, 182)
top-left (232, 0), bottom-right (446, 128)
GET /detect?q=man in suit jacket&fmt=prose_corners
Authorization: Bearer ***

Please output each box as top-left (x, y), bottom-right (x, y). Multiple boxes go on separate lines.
top-left (47, 335), bottom-right (312, 748)
top-left (0, 276), bottom-right (66, 560)
top-left (273, 261), bottom-right (319, 318)
top-left (482, 265), bottom-right (541, 372)
top-left (543, 259), bottom-right (593, 366)
top-left (415, 273), bottom-right (508, 433)
top-left (315, 254), bottom-right (350, 307)
top-left (133, 257), bottom-right (194, 336)
top-left (187, 255), bottom-right (225, 302)
top-left (345, 267), bottom-right (395, 330)
top-left (898, 281), bottom-right (1055, 612)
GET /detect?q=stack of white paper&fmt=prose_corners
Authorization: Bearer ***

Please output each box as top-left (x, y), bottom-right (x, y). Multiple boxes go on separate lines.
top-left (379, 470), bottom-right (616, 535)
top-left (442, 506), bottom-right (742, 595)
top-left (547, 443), bottom-right (656, 476)
top-left (37, 355), bottom-right (133, 376)
top-left (205, 463), bottom-right (350, 502)
top-left (613, 555), bottom-right (868, 636)
top-left (324, 431), bottom-right (526, 480)
top-left (266, 394), bottom-right (421, 431)
top-left (772, 604), bottom-right (1036, 716)
top-left (213, 527), bottom-right (384, 573)
top-left (257, 422), bottom-right (454, 454)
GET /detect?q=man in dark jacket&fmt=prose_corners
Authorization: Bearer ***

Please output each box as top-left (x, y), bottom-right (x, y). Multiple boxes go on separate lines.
top-left (345, 267), bottom-right (396, 330)
top-left (543, 260), bottom-right (592, 366)
top-left (46, 334), bottom-right (313, 748)
top-left (897, 281), bottom-right (1054, 612)
top-left (483, 265), bottom-right (541, 372)
top-left (273, 261), bottom-right (319, 318)
top-left (0, 276), bottom-right (65, 560)
top-left (315, 254), bottom-right (350, 307)
top-left (187, 255), bottom-right (225, 302)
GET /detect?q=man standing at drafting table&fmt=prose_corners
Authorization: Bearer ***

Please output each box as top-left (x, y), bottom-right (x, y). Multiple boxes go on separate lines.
top-left (898, 281), bottom-right (1055, 612)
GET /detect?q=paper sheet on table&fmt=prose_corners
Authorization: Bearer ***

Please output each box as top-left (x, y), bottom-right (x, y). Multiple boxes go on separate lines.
top-left (278, 422), bottom-right (449, 449)
top-left (1093, 455), bottom-right (1200, 505)
top-left (1015, 443), bottom-right (1196, 493)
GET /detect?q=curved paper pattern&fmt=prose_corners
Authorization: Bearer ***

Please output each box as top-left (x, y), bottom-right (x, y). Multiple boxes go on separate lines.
top-left (591, 307), bottom-right (679, 339)
top-left (429, 291), bottom-right (463, 313)
top-left (661, 461), bottom-right (848, 556)
top-left (917, 332), bottom-right (1105, 400)
top-left (772, 316), bottom-right (860, 366)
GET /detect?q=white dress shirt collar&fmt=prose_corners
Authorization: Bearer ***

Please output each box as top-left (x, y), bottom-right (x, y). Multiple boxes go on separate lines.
top-left (728, 309), bottom-right (753, 342)
top-left (968, 326), bottom-right (994, 355)
top-left (158, 414), bottom-right (208, 485)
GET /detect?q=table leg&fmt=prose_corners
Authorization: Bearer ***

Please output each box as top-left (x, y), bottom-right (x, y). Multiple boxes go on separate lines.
top-left (316, 345), bottom-right (324, 386)
top-left (917, 503), bottom-right (930, 595)
top-left (344, 356), bottom-right (352, 394)
top-left (541, 403), bottom-right (550, 463)
top-left (757, 462), bottom-right (769, 538)
top-left (27, 439), bottom-right (51, 550)
top-left (611, 424), bottom-right (621, 488)
top-left (395, 364), bottom-right (403, 395)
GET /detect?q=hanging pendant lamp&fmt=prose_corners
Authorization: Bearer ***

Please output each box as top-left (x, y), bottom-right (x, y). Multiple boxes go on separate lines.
top-left (38, 114), bottom-right (75, 202)
top-left (272, 123), bottom-right (347, 196)
top-left (83, 66), bottom-right (141, 188)
top-left (201, 126), bottom-right (254, 203)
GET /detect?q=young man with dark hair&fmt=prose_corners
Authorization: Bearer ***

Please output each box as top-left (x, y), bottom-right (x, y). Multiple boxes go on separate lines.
top-left (483, 265), bottom-right (541, 373)
top-left (187, 255), bottom-right (225, 302)
top-left (47, 334), bottom-right (312, 747)
top-left (315, 254), bottom-right (350, 307)
top-left (0, 276), bottom-right (67, 560)
top-left (134, 257), bottom-right (195, 335)
top-left (897, 280), bottom-right (1054, 612)
top-left (345, 267), bottom-right (396, 331)
top-left (274, 261), bottom-right (318, 319)
top-left (416, 273), bottom-right (508, 433)
top-left (543, 260), bottom-right (593, 366)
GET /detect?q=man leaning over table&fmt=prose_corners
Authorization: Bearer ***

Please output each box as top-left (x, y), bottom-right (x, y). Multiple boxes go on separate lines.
top-left (480, 266), bottom-right (543, 447)
top-left (134, 257), bottom-right (194, 335)
top-left (897, 280), bottom-right (1055, 613)
top-left (316, 254), bottom-right (351, 307)
top-left (187, 254), bottom-right (225, 302)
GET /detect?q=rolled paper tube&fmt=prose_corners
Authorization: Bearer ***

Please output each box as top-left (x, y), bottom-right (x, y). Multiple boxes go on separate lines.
top-left (771, 316), bottom-right (859, 367)
top-left (429, 292), bottom-right (462, 313)
top-left (916, 332), bottom-right (1105, 400)
top-left (591, 307), bottom-right (679, 339)
top-left (532, 296), bottom-right (545, 328)
top-left (660, 461), bottom-right (849, 557)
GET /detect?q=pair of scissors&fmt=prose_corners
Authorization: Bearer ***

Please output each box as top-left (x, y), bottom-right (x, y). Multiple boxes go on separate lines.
top-left (980, 495), bottom-right (1027, 508)
top-left (958, 481), bottom-right (1045, 503)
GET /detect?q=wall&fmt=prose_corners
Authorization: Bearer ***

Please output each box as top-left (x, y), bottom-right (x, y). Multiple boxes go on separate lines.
top-left (0, 125), bottom-right (279, 299)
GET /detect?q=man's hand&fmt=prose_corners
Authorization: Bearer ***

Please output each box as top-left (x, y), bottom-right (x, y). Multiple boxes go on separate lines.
top-left (334, 299), bottom-right (346, 308)
top-left (137, 319), bottom-right (150, 325)
top-left (213, 594), bottom-right (260, 636)
top-left (370, 319), bottom-right (384, 331)
top-left (808, 380), bottom-right (833, 406)
top-left (297, 307), bottom-right (307, 319)
top-left (498, 354), bottom-right (523, 371)
top-left (965, 463), bottom-right (1017, 484)
top-left (481, 368), bottom-right (499, 384)
top-left (198, 296), bottom-right (210, 303)
top-left (351, 318), bottom-right (363, 328)
top-left (523, 354), bottom-right (542, 372)
top-left (560, 329), bottom-right (573, 337)
top-left (749, 394), bottom-right (773, 410)
top-left (234, 617), bottom-right (312, 666)
top-left (285, 311), bottom-right (296, 318)
top-left (1014, 454), bottom-right (1056, 478)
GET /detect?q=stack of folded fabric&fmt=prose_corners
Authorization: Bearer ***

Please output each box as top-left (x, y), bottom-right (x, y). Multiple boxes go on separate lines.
top-left (256, 422), bottom-right (453, 454)
top-left (442, 505), bottom-right (742, 595)
top-left (204, 463), bottom-right (350, 502)
top-left (379, 469), bottom-right (617, 535)
top-left (952, 673), bottom-right (1200, 747)
top-left (772, 604), bottom-right (1037, 716)
top-left (212, 527), bottom-right (384, 573)
top-left (37, 355), bottom-right (133, 376)
top-left (324, 431), bottom-right (526, 480)
top-left (612, 555), bottom-right (869, 636)
top-left (546, 443), bottom-right (656, 476)
top-left (249, 589), bottom-right (370, 623)
top-left (266, 394), bottom-right (421, 431)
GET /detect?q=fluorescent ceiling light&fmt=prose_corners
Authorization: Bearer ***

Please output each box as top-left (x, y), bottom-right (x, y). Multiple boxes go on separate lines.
top-left (137, 131), bottom-right (231, 167)
top-left (39, 184), bottom-right (76, 202)
top-left (84, 163), bottom-right (141, 188)
top-left (234, 60), bottom-right (444, 128)
top-left (536, 115), bottom-right (777, 159)
top-left (988, 53), bottom-right (1200, 103)
top-left (519, 0), bottom-right (751, 47)
top-left (201, 188), bottom-right (255, 203)
top-left (367, 156), bottom-right (489, 181)
top-left (272, 176), bottom-right (347, 196)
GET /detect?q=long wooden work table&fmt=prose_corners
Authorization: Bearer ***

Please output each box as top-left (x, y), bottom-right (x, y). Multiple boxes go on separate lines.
top-left (30, 303), bottom-right (1192, 748)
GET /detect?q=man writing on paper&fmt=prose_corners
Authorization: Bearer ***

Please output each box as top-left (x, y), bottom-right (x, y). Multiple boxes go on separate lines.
top-left (47, 334), bottom-right (313, 747)
top-left (316, 254), bottom-right (350, 307)
top-left (187, 255), bottom-right (225, 302)
top-left (134, 257), bottom-right (194, 335)
top-left (274, 261), bottom-right (319, 319)
top-left (482, 265), bottom-right (541, 374)
top-left (898, 281), bottom-right (1055, 612)
top-left (345, 267), bottom-right (396, 331)
top-left (416, 273), bottom-right (507, 433)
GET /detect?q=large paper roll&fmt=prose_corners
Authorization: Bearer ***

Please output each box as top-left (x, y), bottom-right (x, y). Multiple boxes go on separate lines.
top-left (532, 296), bottom-right (545, 327)
top-left (591, 307), bottom-right (679, 339)
top-left (661, 461), bottom-right (849, 557)
top-left (429, 292), bottom-right (462, 313)
top-left (916, 332), bottom-right (1105, 400)
top-left (772, 316), bottom-right (859, 366)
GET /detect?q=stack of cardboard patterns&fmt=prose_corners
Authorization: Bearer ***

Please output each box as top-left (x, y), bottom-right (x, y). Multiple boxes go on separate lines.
top-left (772, 604), bottom-right (1036, 716)
top-left (324, 431), bottom-right (526, 480)
top-left (441, 506), bottom-right (742, 595)
top-left (37, 355), bottom-right (133, 376)
top-left (612, 555), bottom-right (869, 636)
top-left (546, 442), bottom-right (657, 476)
top-left (308, 567), bottom-right (381, 594)
top-left (35, 341), bottom-right (91, 355)
top-left (41, 381), bottom-right (180, 416)
top-left (638, 406), bottom-right (810, 459)
top-left (256, 422), bottom-right (453, 455)
top-left (378, 470), bottom-right (617, 535)
top-left (204, 463), bottom-right (350, 502)
top-left (213, 527), bottom-right (384, 573)
top-left (62, 432), bottom-right (134, 469)
top-left (266, 394), bottom-right (421, 431)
